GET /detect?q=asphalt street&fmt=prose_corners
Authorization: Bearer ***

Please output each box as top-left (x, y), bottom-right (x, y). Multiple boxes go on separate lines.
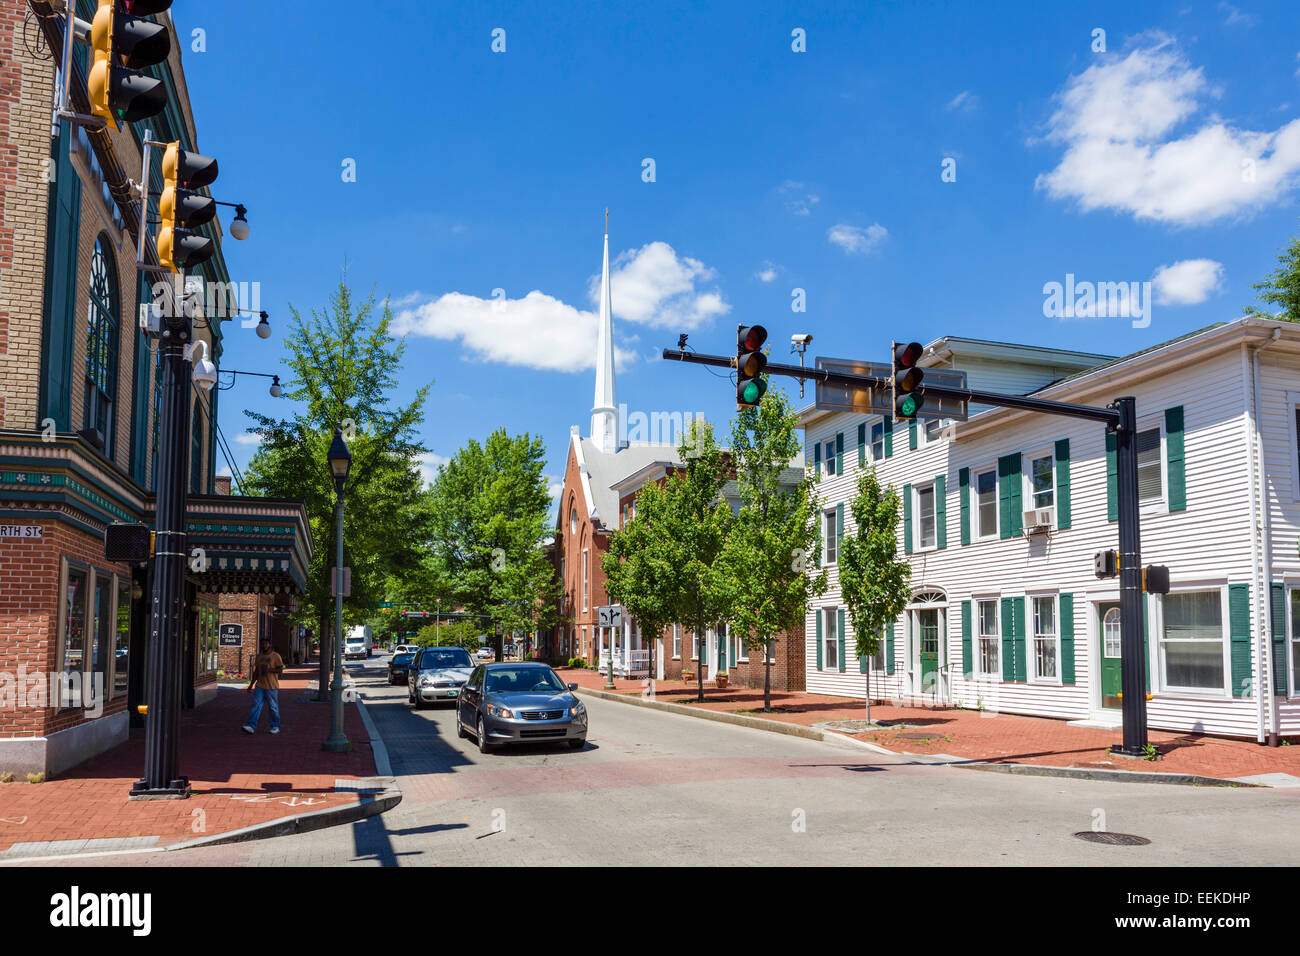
top-left (33, 651), bottom-right (1300, 867)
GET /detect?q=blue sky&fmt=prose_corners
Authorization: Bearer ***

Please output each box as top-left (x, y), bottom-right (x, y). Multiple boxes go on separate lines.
top-left (176, 0), bottom-right (1300, 503)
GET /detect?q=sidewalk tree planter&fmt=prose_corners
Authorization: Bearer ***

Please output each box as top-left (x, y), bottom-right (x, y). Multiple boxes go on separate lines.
top-left (681, 669), bottom-right (694, 683)
top-left (715, 671), bottom-right (729, 689)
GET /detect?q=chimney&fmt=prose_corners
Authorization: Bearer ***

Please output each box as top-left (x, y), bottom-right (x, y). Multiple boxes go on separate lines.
top-left (215, 476), bottom-right (232, 495)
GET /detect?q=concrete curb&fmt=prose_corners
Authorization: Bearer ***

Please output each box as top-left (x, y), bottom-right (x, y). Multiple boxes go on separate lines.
top-left (579, 688), bottom-right (1265, 788)
top-left (166, 783), bottom-right (403, 851)
top-left (356, 696), bottom-right (393, 777)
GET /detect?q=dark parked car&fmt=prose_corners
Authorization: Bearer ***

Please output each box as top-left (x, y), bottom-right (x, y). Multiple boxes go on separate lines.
top-left (408, 646), bottom-right (475, 709)
top-left (387, 652), bottom-right (415, 685)
top-left (456, 662), bottom-right (586, 754)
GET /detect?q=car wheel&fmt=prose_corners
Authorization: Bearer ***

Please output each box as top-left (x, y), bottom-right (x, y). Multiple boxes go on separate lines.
top-left (408, 685), bottom-right (416, 705)
top-left (455, 714), bottom-right (467, 739)
top-left (476, 716), bottom-right (493, 754)
top-left (568, 738), bottom-right (585, 750)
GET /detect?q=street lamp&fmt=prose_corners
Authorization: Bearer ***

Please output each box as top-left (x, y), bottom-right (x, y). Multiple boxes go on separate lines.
top-left (322, 426), bottom-right (353, 753)
top-left (211, 366), bottom-right (284, 398)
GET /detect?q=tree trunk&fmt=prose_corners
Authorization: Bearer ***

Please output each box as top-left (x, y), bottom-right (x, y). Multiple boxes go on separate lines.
top-left (763, 636), bottom-right (772, 712)
top-left (696, 628), bottom-right (704, 702)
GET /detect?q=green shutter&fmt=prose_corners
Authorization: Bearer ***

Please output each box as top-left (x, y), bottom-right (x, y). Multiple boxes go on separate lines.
top-left (1000, 597), bottom-right (1015, 681)
top-left (1106, 430), bottom-right (1118, 522)
top-left (935, 473), bottom-right (947, 549)
top-left (998, 454), bottom-right (1022, 538)
top-left (838, 608), bottom-right (847, 672)
top-left (836, 502), bottom-right (844, 554)
top-left (1012, 597), bottom-right (1027, 681)
top-left (886, 622), bottom-right (896, 675)
top-left (1055, 439), bottom-right (1071, 530)
top-left (1060, 593), bottom-right (1075, 684)
top-left (816, 610), bottom-right (823, 671)
top-left (1229, 583), bottom-right (1251, 698)
top-left (835, 432), bottom-right (844, 476)
top-left (903, 483), bottom-right (913, 555)
top-left (909, 419), bottom-right (918, 450)
top-left (1166, 406), bottom-right (1186, 512)
top-left (961, 600), bottom-right (972, 678)
top-left (40, 119), bottom-right (82, 431)
top-left (1271, 584), bottom-right (1287, 696)
top-left (958, 467), bottom-right (971, 546)
top-left (858, 422), bottom-right (866, 467)
top-left (814, 441), bottom-right (821, 478)
top-left (884, 416), bottom-right (893, 457)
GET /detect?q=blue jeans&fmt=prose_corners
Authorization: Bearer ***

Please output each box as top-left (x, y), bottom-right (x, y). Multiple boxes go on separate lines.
top-left (245, 687), bottom-right (280, 730)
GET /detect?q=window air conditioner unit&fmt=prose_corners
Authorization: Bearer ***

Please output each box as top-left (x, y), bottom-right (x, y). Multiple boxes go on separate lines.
top-left (1023, 508), bottom-right (1053, 533)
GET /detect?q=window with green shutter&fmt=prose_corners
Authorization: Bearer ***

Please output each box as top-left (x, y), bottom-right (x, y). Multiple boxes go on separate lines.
top-left (1270, 584), bottom-right (1286, 696)
top-left (935, 474), bottom-right (947, 549)
top-left (1229, 584), bottom-right (1252, 697)
top-left (1055, 439), bottom-right (1071, 530)
top-left (958, 467), bottom-right (971, 545)
top-left (1166, 406), bottom-right (1186, 512)
top-left (960, 600), bottom-right (972, 679)
top-left (836, 432), bottom-right (844, 474)
top-left (887, 622), bottom-right (896, 674)
top-left (836, 502), bottom-right (844, 556)
top-left (884, 416), bottom-right (894, 457)
top-left (814, 441), bottom-right (821, 477)
top-left (909, 419), bottom-right (918, 450)
top-left (815, 609), bottom-right (823, 671)
top-left (1012, 597), bottom-right (1027, 681)
top-left (998, 454), bottom-right (1022, 538)
top-left (902, 483), bottom-right (913, 554)
top-left (1060, 593), bottom-right (1075, 683)
top-left (1000, 597), bottom-right (1015, 681)
top-left (838, 608), bottom-right (847, 672)
top-left (1106, 430), bottom-right (1118, 521)
top-left (858, 422), bottom-right (866, 467)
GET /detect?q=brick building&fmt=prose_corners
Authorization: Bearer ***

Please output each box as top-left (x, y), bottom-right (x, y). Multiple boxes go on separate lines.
top-left (0, 4), bottom-right (310, 775)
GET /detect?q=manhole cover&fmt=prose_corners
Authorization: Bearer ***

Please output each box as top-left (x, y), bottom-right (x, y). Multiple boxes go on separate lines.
top-left (1073, 831), bottom-right (1151, 846)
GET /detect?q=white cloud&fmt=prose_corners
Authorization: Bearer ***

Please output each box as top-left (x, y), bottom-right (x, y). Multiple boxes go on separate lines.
top-left (946, 90), bottom-right (979, 112)
top-left (1036, 36), bottom-right (1300, 226)
top-left (232, 431), bottom-right (262, 446)
top-left (216, 465), bottom-right (232, 478)
top-left (392, 242), bottom-right (727, 371)
top-left (1151, 258), bottom-right (1224, 305)
top-left (755, 261), bottom-right (778, 282)
top-left (1218, 2), bottom-right (1257, 27)
top-left (828, 222), bottom-right (888, 255)
top-left (415, 451), bottom-right (450, 487)
top-left (545, 475), bottom-right (564, 500)
top-left (778, 180), bottom-right (820, 216)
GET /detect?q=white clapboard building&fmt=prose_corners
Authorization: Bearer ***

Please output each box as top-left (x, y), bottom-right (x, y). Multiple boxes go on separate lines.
top-left (799, 317), bottom-right (1300, 743)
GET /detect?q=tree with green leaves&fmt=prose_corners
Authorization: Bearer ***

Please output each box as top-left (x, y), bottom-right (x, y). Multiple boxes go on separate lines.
top-left (427, 429), bottom-right (561, 645)
top-left (660, 418), bottom-right (734, 702)
top-left (243, 278), bottom-right (433, 698)
top-left (602, 478), bottom-right (674, 690)
top-left (1245, 227), bottom-right (1300, 322)
top-left (416, 618), bottom-right (482, 649)
top-left (837, 467), bottom-right (912, 726)
top-left (722, 387), bottom-right (828, 711)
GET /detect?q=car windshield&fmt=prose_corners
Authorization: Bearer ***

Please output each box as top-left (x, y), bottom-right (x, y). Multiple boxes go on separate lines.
top-left (484, 667), bottom-right (566, 695)
top-left (420, 650), bottom-right (473, 670)
top-left (392, 653), bottom-right (414, 665)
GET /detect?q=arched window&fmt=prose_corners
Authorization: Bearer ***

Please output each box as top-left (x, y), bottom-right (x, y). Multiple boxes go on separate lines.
top-left (84, 234), bottom-right (119, 456)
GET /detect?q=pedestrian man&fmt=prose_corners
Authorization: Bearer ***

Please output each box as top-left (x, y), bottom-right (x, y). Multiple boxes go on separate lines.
top-left (243, 638), bottom-right (284, 734)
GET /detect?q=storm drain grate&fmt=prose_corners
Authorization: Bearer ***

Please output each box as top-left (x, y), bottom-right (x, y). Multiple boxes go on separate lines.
top-left (1073, 831), bottom-right (1151, 846)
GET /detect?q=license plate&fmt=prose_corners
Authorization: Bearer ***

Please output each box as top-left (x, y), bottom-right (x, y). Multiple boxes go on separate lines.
top-left (446, 689), bottom-right (459, 697)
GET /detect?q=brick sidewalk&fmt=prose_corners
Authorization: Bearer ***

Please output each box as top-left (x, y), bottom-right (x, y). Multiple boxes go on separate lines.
top-left (560, 667), bottom-right (1300, 781)
top-left (0, 666), bottom-right (380, 857)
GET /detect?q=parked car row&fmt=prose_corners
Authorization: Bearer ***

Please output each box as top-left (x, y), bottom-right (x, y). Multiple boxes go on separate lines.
top-left (402, 645), bottom-right (585, 753)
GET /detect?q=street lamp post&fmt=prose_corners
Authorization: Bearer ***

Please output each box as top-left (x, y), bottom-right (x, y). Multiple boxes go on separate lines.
top-left (322, 427), bottom-right (353, 753)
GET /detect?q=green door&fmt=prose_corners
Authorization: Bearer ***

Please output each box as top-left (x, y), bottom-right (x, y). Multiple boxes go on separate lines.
top-left (717, 624), bottom-right (727, 672)
top-left (917, 608), bottom-right (940, 694)
top-left (1099, 602), bottom-right (1121, 709)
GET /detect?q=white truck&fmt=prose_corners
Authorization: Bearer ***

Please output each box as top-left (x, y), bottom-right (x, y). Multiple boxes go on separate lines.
top-left (343, 625), bottom-right (374, 660)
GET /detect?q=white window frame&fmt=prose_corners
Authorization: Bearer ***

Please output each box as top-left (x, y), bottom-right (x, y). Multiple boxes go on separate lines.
top-left (824, 439), bottom-right (837, 476)
top-left (822, 606), bottom-right (839, 672)
top-left (1134, 419), bottom-right (1167, 510)
top-left (1024, 448), bottom-right (1056, 522)
top-left (974, 465), bottom-right (998, 541)
top-left (871, 420), bottom-right (885, 462)
top-left (914, 483), bottom-right (937, 552)
top-left (1028, 593), bottom-right (1061, 684)
top-left (672, 623), bottom-right (681, 660)
top-left (581, 548), bottom-right (589, 612)
top-left (1286, 391), bottom-right (1300, 502)
top-left (975, 596), bottom-right (1000, 679)
top-left (1155, 585), bottom-right (1231, 698)
top-left (923, 418), bottom-right (942, 445)
top-left (823, 509), bottom-right (837, 564)
top-left (732, 625), bottom-right (748, 663)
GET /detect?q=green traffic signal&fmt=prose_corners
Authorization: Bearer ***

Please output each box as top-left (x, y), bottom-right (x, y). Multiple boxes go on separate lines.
top-left (736, 324), bottom-right (769, 408)
top-left (892, 340), bottom-right (926, 419)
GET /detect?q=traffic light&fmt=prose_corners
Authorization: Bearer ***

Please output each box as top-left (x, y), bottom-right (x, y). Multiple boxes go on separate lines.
top-left (892, 340), bottom-right (925, 419)
top-left (736, 325), bottom-right (768, 407)
top-left (89, 1), bottom-right (172, 130)
top-left (158, 141), bottom-right (218, 272)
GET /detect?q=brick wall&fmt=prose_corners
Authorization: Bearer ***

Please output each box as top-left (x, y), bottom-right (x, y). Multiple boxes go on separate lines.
top-left (554, 440), bottom-right (611, 662)
top-left (0, 0), bottom-right (56, 429)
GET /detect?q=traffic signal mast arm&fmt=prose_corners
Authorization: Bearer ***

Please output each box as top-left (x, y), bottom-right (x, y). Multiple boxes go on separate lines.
top-left (662, 347), bottom-right (1121, 427)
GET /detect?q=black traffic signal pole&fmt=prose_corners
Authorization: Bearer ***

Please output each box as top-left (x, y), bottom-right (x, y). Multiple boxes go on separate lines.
top-left (664, 347), bottom-right (1151, 757)
top-left (131, 289), bottom-right (194, 799)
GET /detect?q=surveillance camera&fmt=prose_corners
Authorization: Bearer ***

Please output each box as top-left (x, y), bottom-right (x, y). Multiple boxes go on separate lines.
top-left (791, 333), bottom-right (813, 346)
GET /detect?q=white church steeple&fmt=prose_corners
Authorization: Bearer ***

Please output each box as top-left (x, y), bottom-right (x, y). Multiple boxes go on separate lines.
top-left (590, 209), bottom-right (618, 454)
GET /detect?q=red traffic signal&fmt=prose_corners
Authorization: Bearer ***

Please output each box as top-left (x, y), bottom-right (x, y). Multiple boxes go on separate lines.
top-left (892, 340), bottom-right (926, 419)
top-left (736, 325), bottom-right (768, 407)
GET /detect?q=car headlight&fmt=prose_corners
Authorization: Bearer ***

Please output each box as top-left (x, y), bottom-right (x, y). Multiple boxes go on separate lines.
top-left (487, 704), bottom-right (514, 719)
top-left (418, 676), bottom-right (434, 688)
top-left (569, 703), bottom-right (585, 717)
